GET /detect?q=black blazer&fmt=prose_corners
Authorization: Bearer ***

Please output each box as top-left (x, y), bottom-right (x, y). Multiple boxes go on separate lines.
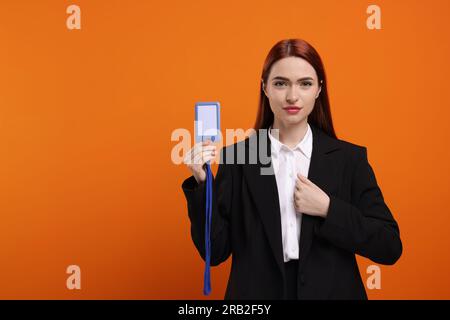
top-left (181, 123), bottom-right (402, 300)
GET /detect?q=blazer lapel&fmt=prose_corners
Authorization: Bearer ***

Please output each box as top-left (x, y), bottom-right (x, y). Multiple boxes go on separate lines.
top-left (242, 123), bottom-right (342, 277)
top-left (243, 128), bottom-right (284, 275)
top-left (298, 124), bottom-right (341, 271)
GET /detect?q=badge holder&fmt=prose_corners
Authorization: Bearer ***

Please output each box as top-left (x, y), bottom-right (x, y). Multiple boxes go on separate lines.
top-left (194, 102), bottom-right (221, 295)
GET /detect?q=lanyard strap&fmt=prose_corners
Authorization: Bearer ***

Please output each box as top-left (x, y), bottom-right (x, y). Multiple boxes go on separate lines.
top-left (203, 161), bottom-right (213, 295)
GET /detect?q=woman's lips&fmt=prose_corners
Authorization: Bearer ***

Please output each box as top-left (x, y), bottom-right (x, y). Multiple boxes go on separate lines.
top-left (283, 107), bottom-right (302, 114)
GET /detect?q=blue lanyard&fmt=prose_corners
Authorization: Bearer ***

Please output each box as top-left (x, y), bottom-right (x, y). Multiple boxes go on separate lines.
top-left (203, 160), bottom-right (213, 295)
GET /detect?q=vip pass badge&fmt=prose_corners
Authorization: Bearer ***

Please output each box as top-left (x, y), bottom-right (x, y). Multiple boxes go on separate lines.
top-left (194, 102), bottom-right (221, 295)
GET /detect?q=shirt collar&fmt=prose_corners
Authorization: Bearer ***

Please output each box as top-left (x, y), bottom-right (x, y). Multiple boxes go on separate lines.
top-left (268, 123), bottom-right (313, 159)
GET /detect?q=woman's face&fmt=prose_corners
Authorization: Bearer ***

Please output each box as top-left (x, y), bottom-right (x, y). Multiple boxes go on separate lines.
top-left (263, 56), bottom-right (322, 128)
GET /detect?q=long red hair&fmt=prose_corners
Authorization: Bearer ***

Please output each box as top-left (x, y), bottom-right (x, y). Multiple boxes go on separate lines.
top-left (254, 38), bottom-right (337, 139)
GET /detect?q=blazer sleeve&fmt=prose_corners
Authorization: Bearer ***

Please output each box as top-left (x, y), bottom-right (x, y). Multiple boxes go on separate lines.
top-left (181, 149), bottom-right (233, 266)
top-left (314, 146), bottom-right (403, 265)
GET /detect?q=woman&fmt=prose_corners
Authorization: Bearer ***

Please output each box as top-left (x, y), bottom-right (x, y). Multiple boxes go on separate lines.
top-left (182, 38), bottom-right (402, 300)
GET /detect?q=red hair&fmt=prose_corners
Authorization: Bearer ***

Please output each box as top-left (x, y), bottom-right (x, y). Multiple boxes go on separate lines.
top-left (254, 39), bottom-right (337, 138)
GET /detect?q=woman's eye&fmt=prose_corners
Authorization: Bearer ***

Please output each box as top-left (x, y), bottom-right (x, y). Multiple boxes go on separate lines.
top-left (301, 82), bottom-right (312, 87)
top-left (274, 81), bottom-right (287, 87)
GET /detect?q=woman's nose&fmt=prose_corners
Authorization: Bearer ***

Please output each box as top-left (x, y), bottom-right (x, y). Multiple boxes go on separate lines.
top-left (286, 86), bottom-right (299, 103)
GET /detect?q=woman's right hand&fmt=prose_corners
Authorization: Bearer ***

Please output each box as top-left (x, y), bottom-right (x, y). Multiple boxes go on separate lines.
top-left (183, 140), bottom-right (217, 184)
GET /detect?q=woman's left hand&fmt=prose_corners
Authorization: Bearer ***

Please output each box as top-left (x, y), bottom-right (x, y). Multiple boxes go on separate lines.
top-left (294, 173), bottom-right (330, 218)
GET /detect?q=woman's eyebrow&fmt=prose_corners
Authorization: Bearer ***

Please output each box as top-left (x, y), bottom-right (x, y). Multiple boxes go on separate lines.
top-left (272, 76), bottom-right (314, 81)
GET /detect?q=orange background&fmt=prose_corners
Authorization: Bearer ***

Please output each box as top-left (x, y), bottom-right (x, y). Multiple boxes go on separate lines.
top-left (0, 0), bottom-right (449, 299)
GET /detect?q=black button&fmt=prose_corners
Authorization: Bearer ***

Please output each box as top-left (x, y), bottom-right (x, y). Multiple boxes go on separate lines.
top-left (300, 274), bottom-right (306, 285)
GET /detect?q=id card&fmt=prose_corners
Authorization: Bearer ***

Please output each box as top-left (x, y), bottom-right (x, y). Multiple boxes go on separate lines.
top-left (195, 102), bottom-right (221, 143)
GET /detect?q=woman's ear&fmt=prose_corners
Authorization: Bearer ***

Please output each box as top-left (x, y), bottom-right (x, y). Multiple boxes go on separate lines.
top-left (315, 84), bottom-right (322, 99)
top-left (262, 80), bottom-right (268, 97)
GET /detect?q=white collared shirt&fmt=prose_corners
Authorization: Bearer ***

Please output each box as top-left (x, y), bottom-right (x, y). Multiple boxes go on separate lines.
top-left (268, 123), bottom-right (313, 262)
